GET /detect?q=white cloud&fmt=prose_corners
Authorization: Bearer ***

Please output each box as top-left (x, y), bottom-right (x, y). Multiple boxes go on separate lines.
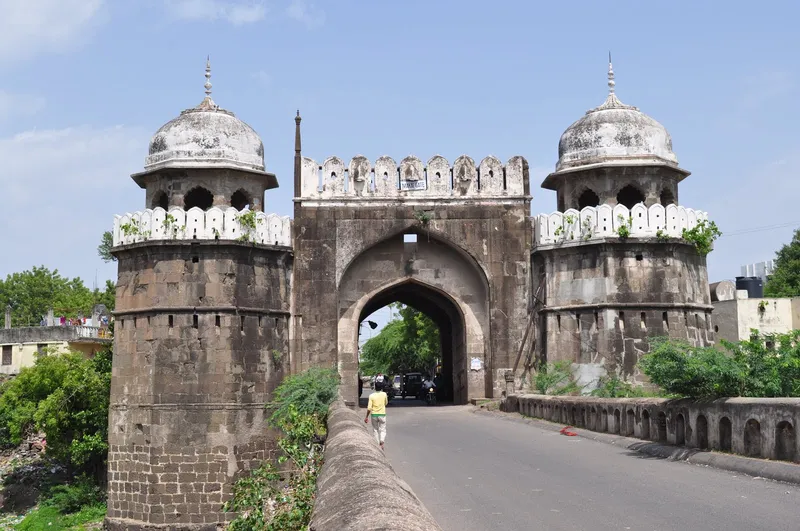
top-left (0, 125), bottom-right (148, 282)
top-left (0, 91), bottom-right (46, 121)
top-left (0, 0), bottom-right (105, 64)
top-left (251, 70), bottom-right (271, 87)
top-left (164, 0), bottom-right (268, 25)
top-left (285, 0), bottom-right (325, 29)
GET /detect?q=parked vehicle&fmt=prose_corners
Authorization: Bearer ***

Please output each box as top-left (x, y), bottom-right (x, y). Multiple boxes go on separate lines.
top-left (401, 372), bottom-right (423, 399)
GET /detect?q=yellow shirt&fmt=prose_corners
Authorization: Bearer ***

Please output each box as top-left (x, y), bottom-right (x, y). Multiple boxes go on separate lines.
top-left (367, 391), bottom-right (388, 416)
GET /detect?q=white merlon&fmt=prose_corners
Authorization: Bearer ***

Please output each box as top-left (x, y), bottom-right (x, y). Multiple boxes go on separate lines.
top-left (299, 155), bottom-right (528, 199)
top-left (112, 207), bottom-right (291, 247)
top-left (533, 203), bottom-right (708, 246)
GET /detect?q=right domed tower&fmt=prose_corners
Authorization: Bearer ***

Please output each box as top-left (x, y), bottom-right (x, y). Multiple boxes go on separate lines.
top-left (532, 58), bottom-right (714, 389)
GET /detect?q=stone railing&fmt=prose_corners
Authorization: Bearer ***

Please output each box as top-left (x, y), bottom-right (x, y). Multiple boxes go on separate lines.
top-left (0, 325), bottom-right (112, 344)
top-left (533, 203), bottom-right (709, 246)
top-left (503, 394), bottom-right (799, 463)
top-left (299, 154), bottom-right (528, 200)
top-left (112, 207), bottom-right (291, 247)
top-left (309, 399), bottom-right (442, 531)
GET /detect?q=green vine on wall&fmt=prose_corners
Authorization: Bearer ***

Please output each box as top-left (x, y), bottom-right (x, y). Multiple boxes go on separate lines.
top-left (681, 219), bottom-right (722, 256)
top-left (235, 210), bottom-right (261, 243)
top-left (615, 214), bottom-right (632, 239)
top-left (413, 210), bottom-right (432, 226)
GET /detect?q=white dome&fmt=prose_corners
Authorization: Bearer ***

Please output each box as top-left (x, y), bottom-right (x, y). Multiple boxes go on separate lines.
top-left (145, 96), bottom-right (265, 173)
top-left (556, 92), bottom-right (678, 172)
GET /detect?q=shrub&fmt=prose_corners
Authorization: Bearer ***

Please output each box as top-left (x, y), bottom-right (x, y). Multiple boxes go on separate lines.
top-left (43, 477), bottom-right (105, 514)
top-left (225, 368), bottom-right (339, 530)
top-left (531, 361), bottom-right (579, 395)
top-left (640, 333), bottom-right (800, 398)
top-left (0, 348), bottom-right (111, 479)
top-left (268, 367), bottom-right (339, 425)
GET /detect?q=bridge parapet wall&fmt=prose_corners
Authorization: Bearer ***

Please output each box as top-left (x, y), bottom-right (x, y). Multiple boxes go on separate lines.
top-left (299, 154), bottom-right (529, 201)
top-left (504, 394), bottom-right (800, 463)
top-left (112, 206), bottom-right (291, 247)
top-left (533, 203), bottom-right (709, 246)
top-left (310, 399), bottom-right (442, 531)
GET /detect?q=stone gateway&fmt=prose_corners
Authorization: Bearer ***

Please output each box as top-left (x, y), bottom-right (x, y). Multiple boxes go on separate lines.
top-left (106, 59), bottom-right (713, 529)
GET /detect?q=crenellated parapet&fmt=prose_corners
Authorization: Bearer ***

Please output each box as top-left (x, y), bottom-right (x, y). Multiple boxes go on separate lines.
top-left (534, 203), bottom-right (708, 246)
top-left (299, 154), bottom-right (529, 200)
top-left (112, 206), bottom-right (291, 247)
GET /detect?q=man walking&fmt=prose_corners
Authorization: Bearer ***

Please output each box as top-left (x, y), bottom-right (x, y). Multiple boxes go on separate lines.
top-left (365, 381), bottom-right (388, 450)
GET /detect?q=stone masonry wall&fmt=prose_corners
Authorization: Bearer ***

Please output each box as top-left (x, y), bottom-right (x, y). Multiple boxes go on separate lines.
top-left (532, 240), bottom-right (712, 388)
top-left (106, 240), bottom-right (291, 530)
top-left (504, 394), bottom-right (800, 463)
top-left (293, 198), bottom-right (531, 405)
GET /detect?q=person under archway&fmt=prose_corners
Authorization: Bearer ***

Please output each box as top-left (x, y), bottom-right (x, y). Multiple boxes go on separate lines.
top-left (365, 381), bottom-right (389, 451)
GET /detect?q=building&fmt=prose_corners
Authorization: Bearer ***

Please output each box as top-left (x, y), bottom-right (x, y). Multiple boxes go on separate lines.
top-left (710, 278), bottom-right (800, 343)
top-left (106, 58), bottom-right (713, 529)
top-left (531, 59), bottom-right (713, 390)
top-left (741, 260), bottom-right (776, 285)
top-left (0, 306), bottom-right (112, 376)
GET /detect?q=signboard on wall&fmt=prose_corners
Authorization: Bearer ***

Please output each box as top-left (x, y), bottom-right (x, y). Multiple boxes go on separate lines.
top-left (470, 357), bottom-right (483, 371)
top-left (400, 179), bottom-right (427, 191)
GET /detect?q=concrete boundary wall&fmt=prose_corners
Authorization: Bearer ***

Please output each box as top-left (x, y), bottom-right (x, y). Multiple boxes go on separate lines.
top-left (309, 400), bottom-right (442, 531)
top-left (503, 394), bottom-right (800, 463)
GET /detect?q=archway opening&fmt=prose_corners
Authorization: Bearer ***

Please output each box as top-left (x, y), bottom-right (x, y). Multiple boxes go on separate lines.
top-left (184, 187), bottom-right (214, 210)
top-left (719, 417), bottom-right (732, 451)
top-left (616, 184), bottom-right (645, 209)
top-left (231, 189), bottom-right (252, 211)
top-left (357, 281), bottom-right (467, 405)
top-left (151, 190), bottom-right (168, 210)
top-left (696, 415), bottom-right (709, 450)
top-left (642, 410), bottom-right (651, 440)
top-left (775, 421), bottom-right (796, 461)
top-left (578, 189), bottom-right (600, 209)
top-left (660, 188), bottom-right (675, 206)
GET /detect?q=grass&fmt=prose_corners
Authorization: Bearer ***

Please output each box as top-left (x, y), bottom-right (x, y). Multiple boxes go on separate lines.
top-left (15, 503), bottom-right (105, 530)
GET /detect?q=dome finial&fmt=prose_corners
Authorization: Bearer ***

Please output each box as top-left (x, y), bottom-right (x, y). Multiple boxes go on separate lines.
top-left (607, 52), bottom-right (615, 95)
top-left (204, 56), bottom-right (213, 98)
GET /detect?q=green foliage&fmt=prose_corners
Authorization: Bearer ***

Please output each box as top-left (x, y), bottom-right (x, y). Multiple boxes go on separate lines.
top-left (681, 219), bottom-right (721, 256)
top-left (16, 502), bottom-right (106, 531)
top-left (413, 210), bottom-right (431, 226)
top-left (97, 231), bottom-right (116, 263)
top-left (765, 228), bottom-right (800, 297)
top-left (225, 369), bottom-right (338, 530)
top-left (43, 477), bottom-right (106, 514)
top-left (359, 304), bottom-right (440, 375)
top-left (530, 361), bottom-right (579, 395)
top-left (615, 215), bottom-right (631, 239)
top-left (235, 210), bottom-right (261, 243)
top-left (0, 350), bottom-right (111, 478)
top-left (0, 267), bottom-right (115, 327)
top-left (267, 367), bottom-right (339, 427)
top-left (640, 334), bottom-right (800, 398)
top-left (655, 229), bottom-right (670, 242)
top-left (119, 219), bottom-right (139, 237)
top-left (590, 376), bottom-right (659, 398)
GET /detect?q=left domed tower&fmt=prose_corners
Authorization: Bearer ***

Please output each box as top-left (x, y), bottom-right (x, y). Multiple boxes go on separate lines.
top-left (106, 60), bottom-right (292, 530)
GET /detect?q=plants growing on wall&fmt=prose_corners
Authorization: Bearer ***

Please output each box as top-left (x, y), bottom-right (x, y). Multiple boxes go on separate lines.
top-left (614, 215), bottom-right (632, 239)
top-left (681, 219), bottom-right (721, 256)
top-left (413, 210), bottom-right (432, 227)
top-left (235, 210), bottom-right (261, 243)
top-left (224, 367), bottom-right (339, 530)
top-left (528, 361), bottom-right (579, 395)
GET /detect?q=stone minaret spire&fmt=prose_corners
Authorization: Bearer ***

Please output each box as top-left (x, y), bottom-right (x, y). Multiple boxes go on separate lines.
top-left (294, 110), bottom-right (302, 197)
top-left (204, 56), bottom-right (213, 97)
top-left (607, 52), bottom-right (615, 95)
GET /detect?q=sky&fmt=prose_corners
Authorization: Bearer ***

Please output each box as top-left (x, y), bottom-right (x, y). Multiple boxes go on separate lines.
top-left (1, 1), bottom-right (800, 325)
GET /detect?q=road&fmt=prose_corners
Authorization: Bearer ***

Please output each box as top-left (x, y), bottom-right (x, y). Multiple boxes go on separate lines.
top-left (364, 394), bottom-right (799, 531)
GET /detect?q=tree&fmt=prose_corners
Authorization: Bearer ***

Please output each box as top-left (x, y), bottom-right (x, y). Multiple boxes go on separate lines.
top-left (765, 228), bottom-right (800, 297)
top-left (97, 231), bottom-right (116, 263)
top-left (359, 304), bottom-right (440, 375)
top-left (0, 347), bottom-right (112, 480)
top-left (0, 267), bottom-right (115, 326)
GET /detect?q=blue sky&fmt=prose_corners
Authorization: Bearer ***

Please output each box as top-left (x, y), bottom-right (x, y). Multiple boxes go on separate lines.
top-left (1, 1), bottom-right (799, 323)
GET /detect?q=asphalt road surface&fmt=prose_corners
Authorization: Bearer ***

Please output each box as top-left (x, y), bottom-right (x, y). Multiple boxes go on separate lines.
top-left (366, 395), bottom-right (799, 531)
